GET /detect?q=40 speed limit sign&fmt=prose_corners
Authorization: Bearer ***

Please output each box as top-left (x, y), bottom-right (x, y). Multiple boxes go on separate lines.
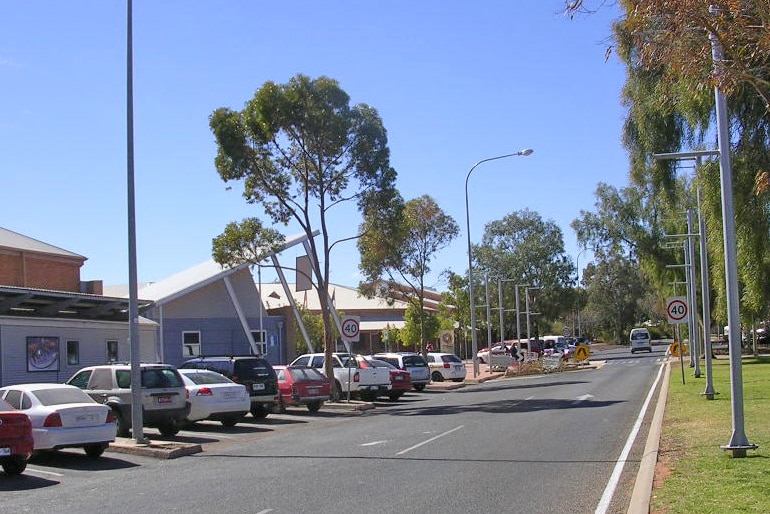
top-left (666, 296), bottom-right (689, 324)
top-left (341, 316), bottom-right (361, 342)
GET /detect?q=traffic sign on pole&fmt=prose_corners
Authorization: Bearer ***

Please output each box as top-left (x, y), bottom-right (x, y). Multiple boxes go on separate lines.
top-left (341, 316), bottom-right (360, 342)
top-left (666, 296), bottom-right (689, 324)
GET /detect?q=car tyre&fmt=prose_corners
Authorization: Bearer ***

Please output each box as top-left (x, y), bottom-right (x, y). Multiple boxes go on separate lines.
top-left (1, 455), bottom-right (28, 475)
top-left (84, 443), bottom-right (107, 459)
top-left (273, 396), bottom-right (286, 414)
top-left (250, 404), bottom-right (270, 419)
top-left (158, 421), bottom-right (180, 437)
top-left (220, 416), bottom-right (239, 427)
top-left (113, 409), bottom-right (130, 438)
top-left (431, 371), bottom-right (444, 382)
top-left (413, 384), bottom-right (426, 391)
top-left (306, 401), bottom-right (322, 413)
top-left (388, 392), bottom-right (403, 401)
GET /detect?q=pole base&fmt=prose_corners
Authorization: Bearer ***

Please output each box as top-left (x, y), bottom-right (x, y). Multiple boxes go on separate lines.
top-left (720, 444), bottom-right (758, 458)
top-left (700, 391), bottom-right (718, 400)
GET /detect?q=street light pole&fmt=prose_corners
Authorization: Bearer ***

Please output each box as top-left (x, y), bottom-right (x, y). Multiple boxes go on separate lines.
top-left (465, 149), bottom-right (533, 377)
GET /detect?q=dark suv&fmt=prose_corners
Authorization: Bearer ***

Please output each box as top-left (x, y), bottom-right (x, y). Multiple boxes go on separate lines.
top-left (67, 363), bottom-right (189, 437)
top-left (180, 356), bottom-right (278, 419)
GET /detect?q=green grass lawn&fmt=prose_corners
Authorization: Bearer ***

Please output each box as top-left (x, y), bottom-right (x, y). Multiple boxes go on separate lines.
top-left (651, 356), bottom-right (770, 513)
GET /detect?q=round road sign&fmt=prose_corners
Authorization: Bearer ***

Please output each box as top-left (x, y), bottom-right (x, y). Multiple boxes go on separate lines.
top-left (341, 317), bottom-right (360, 340)
top-left (666, 297), bottom-right (688, 324)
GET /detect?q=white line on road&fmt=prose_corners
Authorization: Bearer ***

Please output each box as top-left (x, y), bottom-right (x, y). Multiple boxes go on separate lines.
top-left (25, 467), bottom-right (64, 477)
top-left (594, 361), bottom-right (666, 514)
top-left (255, 510), bottom-right (273, 514)
top-left (361, 440), bottom-right (389, 447)
top-left (396, 425), bottom-right (464, 456)
top-left (572, 393), bottom-right (594, 405)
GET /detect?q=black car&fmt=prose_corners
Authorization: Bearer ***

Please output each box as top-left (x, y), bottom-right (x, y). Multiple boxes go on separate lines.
top-left (180, 356), bottom-right (278, 419)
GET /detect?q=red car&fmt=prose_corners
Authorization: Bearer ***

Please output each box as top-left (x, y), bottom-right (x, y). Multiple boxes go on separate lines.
top-left (357, 356), bottom-right (412, 401)
top-left (0, 398), bottom-right (34, 476)
top-left (274, 365), bottom-right (331, 413)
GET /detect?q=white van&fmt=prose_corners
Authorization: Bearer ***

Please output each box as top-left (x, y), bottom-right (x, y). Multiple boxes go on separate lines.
top-left (629, 328), bottom-right (652, 353)
top-left (542, 335), bottom-right (568, 353)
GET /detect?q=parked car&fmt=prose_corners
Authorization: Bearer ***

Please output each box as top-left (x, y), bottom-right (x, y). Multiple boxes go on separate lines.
top-left (357, 356), bottom-right (412, 401)
top-left (630, 327), bottom-right (653, 353)
top-left (0, 383), bottom-right (116, 459)
top-left (372, 352), bottom-right (431, 390)
top-left (425, 353), bottom-right (466, 382)
top-left (273, 365), bottom-right (331, 413)
top-left (0, 398), bottom-right (34, 475)
top-left (180, 356), bottom-right (278, 419)
top-left (289, 353), bottom-right (391, 401)
top-left (67, 363), bottom-right (189, 438)
top-left (177, 369), bottom-right (250, 426)
top-left (476, 344), bottom-right (509, 364)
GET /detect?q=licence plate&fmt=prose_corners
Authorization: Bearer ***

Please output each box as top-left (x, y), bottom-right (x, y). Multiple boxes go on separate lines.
top-left (76, 413), bottom-right (96, 422)
top-left (308, 388), bottom-right (319, 394)
top-left (252, 383), bottom-right (265, 391)
top-left (0, 447), bottom-right (10, 456)
top-left (157, 396), bottom-right (172, 404)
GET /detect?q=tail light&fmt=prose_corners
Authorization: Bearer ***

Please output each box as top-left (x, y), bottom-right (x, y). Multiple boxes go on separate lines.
top-left (106, 410), bottom-right (116, 424)
top-left (44, 413), bottom-right (63, 427)
top-left (443, 362), bottom-right (450, 369)
top-left (353, 372), bottom-right (360, 383)
top-left (195, 387), bottom-right (213, 396)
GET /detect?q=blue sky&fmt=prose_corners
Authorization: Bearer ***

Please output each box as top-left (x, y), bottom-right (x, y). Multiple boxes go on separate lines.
top-left (1, 1), bottom-right (627, 290)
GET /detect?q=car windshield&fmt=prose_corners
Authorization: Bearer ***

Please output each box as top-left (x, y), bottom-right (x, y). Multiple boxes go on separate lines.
top-left (140, 368), bottom-right (184, 388)
top-left (288, 367), bottom-right (328, 381)
top-left (366, 359), bottom-right (397, 370)
top-left (234, 360), bottom-right (276, 379)
top-left (442, 355), bottom-right (463, 364)
top-left (337, 355), bottom-right (356, 367)
top-left (0, 398), bottom-right (14, 411)
top-left (182, 371), bottom-right (232, 385)
top-left (32, 387), bottom-right (93, 406)
top-left (402, 355), bottom-right (428, 367)
top-left (631, 332), bottom-right (649, 340)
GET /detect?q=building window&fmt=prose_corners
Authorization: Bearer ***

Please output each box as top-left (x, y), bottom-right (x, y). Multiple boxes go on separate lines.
top-left (183, 331), bottom-right (201, 357)
top-left (66, 340), bottom-right (80, 365)
top-left (250, 330), bottom-right (267, 356)
top-left (106, 340), bottom-right (119, 362)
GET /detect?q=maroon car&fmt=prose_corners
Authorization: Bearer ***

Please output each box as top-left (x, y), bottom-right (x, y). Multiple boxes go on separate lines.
top-left (357, 356), bottom-right (412, 401)
top-left (274, 365), bottom-right (331, 413)
top-left (0, 398), bottom-right (34, 476)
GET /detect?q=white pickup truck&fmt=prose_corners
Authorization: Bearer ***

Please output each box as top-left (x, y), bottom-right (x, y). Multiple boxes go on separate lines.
top-left (289, 352), bottom-right (391, 401)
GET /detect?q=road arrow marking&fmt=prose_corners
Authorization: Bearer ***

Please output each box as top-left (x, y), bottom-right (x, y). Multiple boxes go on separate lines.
top-left (572, 393), bottom-right (594, 405)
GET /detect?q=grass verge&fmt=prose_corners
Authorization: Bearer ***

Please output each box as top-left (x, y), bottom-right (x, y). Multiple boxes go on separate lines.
top-left (651, 356), bottom-right (770, 513)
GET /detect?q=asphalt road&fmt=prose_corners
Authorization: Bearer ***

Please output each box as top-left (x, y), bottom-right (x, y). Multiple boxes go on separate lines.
top-left (0, 346), bottom-right (669, 514)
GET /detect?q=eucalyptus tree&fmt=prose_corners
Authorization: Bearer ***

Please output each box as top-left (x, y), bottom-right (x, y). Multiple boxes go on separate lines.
top-left (358, 194), bottom-right (459, 352)
top-left (473, 209), bottom-right (575, 335)
top-left (209, 74), bottom-right (401, 381)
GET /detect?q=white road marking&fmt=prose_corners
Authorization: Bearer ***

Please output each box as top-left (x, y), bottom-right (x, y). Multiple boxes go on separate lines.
top-left (594, 362), bottom-right (666, 514)
top-left (360, 440), bottom-right (389, 447)
top-left (24, 467), bottom-right (64, 477)
top-left (255, 510), bottom-right (273, 514)
top-left (572, 393), bottom-right (594, 405)
top-left (396, 425), bottom-right (464, 456)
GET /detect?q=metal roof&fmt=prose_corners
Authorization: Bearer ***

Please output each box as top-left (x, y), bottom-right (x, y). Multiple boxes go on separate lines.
top-left (0, 227), bottom-right (85, 260)
top-left (0, 285), bottom-right (150, 321)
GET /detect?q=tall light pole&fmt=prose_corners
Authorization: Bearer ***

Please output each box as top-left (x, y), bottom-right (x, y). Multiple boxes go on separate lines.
top-left (465, 149), bottom-right (533, 377)
top-left (575, 247), bottom-right (589, 339)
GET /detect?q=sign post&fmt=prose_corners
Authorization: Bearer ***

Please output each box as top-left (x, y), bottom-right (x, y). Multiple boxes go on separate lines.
top-left (666, 297), bottom-right (689, 384)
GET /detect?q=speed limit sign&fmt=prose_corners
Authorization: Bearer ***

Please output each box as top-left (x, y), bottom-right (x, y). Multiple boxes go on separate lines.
top-left (666, 296), bottom-right (689, 324)
top-left (341, 316), bottom-right (360, 342)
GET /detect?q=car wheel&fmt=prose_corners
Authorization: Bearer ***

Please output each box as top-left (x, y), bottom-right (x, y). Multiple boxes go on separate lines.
top-left (158, 422), bottom-right (180, 437)
top-left (84, 443), bottom-right (107, 459)
top-left (306, 401), bottom-right (322, 413)
top-left (113, 409), bottom-right (130, 438)
top-left (272, 396), bottom-right (286, 414)
top-left (388, 392), bottom-right (403, 401)
top-left (250, 404), bottom-right (269, 419)
top-left (329, 381), bottom-right (342, 402)
top-left (431, 371), bottom-right (444, 382)
top-left (413, 383), bottom-right (426, 391)
top-left (1, 455), bottom-right (27, 475)
top-left (220, 416), bottom-right (239, 427)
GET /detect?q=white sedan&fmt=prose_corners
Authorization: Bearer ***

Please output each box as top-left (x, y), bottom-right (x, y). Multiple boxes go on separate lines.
top-left (177, 369), bottom-right (250, 426)
top-left (0, 383), bottom-right (116, 458)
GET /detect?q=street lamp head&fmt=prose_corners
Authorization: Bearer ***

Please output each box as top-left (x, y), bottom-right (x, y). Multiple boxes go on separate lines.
top-left (519, 149), bottom-right (534, 156)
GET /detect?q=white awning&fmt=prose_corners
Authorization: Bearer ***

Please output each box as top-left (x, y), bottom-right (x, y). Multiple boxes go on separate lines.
top-left (359, 320), bottom-right (405, 331)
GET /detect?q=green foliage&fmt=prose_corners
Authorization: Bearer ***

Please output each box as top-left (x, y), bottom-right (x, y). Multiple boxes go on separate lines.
top-left (398, 304), bottom-right (440, 351)
top-left (210, 74), bottom-right (399, 365)
top-left (212, 218), bottom-right (285, 267)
